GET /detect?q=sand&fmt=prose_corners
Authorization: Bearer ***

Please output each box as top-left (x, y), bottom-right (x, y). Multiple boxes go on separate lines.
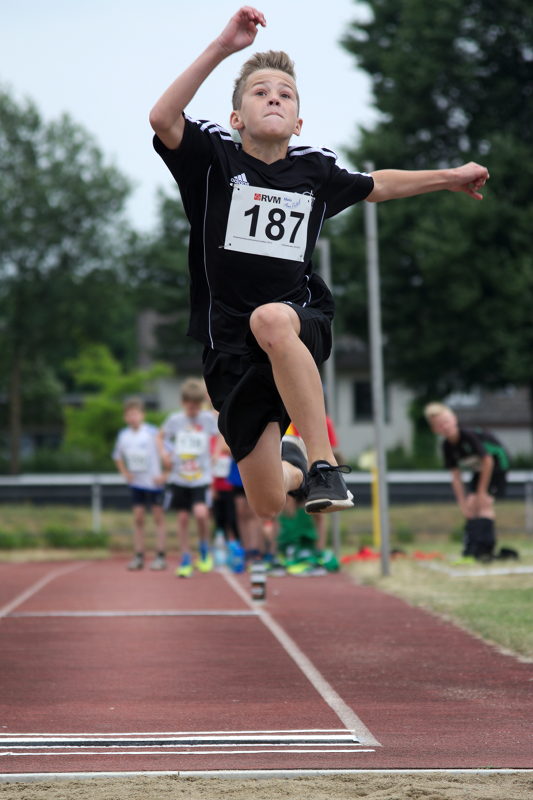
top-left (1, 774), bottom-right (532, 800)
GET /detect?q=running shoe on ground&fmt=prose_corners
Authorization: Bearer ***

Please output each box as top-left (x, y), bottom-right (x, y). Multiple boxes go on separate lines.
top-left (127, 553), bottom-right (144, 570)
top-left (176, 553), bottom-right (193, 578)
top-left (196, 550), bottom-right (214, 573)
top-left (287, 562), bottom-right (327, 576)
top-left (149, 554), bottom-right (167, 570)
top-left (305, 461), bottom-right (354, 514)
top-left (281, 435), bottom-right (308, 501)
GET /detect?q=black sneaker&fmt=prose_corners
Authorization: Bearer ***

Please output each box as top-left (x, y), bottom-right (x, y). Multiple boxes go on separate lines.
top-left (281, 435), bottom-right (308, 501)
top-left (305, 461), bottom-right (354, 514)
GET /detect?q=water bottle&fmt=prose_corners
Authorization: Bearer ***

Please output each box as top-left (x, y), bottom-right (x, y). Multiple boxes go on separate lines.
top-left (213, 530), bottom-right (228, 569)
top-left (228, 540), bottom-right (245, 573)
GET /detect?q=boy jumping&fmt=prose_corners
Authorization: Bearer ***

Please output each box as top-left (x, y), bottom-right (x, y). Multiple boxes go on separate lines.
top-left (149, 6), bottom-right (489, 521)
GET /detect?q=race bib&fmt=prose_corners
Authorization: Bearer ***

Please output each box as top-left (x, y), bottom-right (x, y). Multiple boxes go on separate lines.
top-left (126, 449), bottom-right (149, 472)
top-left (213, 454), bottom-right (231, 478)
top-left (224, 184), bottom-right (312, 261)
top-left (175, 430), bottom-right (207, 457)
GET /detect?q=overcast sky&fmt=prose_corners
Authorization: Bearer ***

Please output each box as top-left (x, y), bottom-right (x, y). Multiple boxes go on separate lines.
top-left (2, 0), bottom-right (376, 232)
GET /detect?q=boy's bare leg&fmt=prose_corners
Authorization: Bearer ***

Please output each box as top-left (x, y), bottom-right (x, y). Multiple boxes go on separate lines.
top-left (153, 504), bottom-right (167, 552)
top-left (133, 505), bottom-right (145, 553)
top-left (238, 421), bottom-right (303, 518)
top-left (193, 503), bottom-right (211, 545)
top-left (249, 303), bottom-right (335, 466)
top-left (234, 493), bottom-right (261, 551)
top-left (177, 510), bottom-right (191, 556)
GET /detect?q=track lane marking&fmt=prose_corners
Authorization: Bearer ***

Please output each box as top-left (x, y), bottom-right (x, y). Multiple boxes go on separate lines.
top-left (0, 749), bottom-right (376, 757)
top-left (9, 610), bottom-right (258, 618)
top-left (0, 562), bottom-right (89, 619)
top-left (0, 729), bottom-right (348, 737)
top-left (1, 769), bottom-right (532, 781)
top-left (222, 570), bottom-right (381, 747)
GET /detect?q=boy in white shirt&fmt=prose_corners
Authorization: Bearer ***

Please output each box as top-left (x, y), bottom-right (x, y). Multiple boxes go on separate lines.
top-left (159, 378), bottom-right (218, 577)
top-left (113, 398), bottom-right (167, 570)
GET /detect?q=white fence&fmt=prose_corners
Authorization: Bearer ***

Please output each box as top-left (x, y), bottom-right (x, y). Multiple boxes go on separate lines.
top-left (1, 471), bottom-right (532, 534)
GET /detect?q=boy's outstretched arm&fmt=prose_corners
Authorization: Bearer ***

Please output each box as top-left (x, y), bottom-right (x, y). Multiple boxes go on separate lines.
top-left (149, 7), bottom-right (266, 150)
top-left (367, 162), bottom-right (489, 203)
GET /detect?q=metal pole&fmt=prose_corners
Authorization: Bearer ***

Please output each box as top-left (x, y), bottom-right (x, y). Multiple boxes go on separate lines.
top-left (316, 238), bottom-right (336, 420)
top-left (525, 475), bottom-right (533, 536)
top-left (91, 475), bottom-right (102, 533)
top-left (317, 238), bottom-right (341, 559)
top-left (363, 165), bottom-right (391, 576)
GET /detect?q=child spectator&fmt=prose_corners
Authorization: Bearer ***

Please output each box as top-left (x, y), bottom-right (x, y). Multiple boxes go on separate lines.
top-left (424, 402), bottom-right (509, 561)
top-left (113, 398), bottom-right (167, 570)
top-left (212, 431), bottom-right (241, 546)
top-left (159, 378), bottom-right (218, 577)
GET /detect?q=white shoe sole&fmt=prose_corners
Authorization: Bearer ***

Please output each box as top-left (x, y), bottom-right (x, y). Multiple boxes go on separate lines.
top-left (305, 490), bottom-right (354, 514)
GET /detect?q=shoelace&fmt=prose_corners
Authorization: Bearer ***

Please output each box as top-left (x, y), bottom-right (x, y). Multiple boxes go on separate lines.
top-left (311, 463), bottom-right (352, 484)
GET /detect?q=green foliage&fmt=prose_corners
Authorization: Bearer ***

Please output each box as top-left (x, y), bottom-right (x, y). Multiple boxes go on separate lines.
top-left (450, 525), bottom-right (464, 543)
top-left (0, 528), bottom-right (36, 550)
top-left (0, 520), bottom-right (109, 551)
top-left (393, 522), bottom-right (415, 544)
top-left (130, 188), bottom-right (196, 366)
top-left (0, 86), bottom-right (138, 472)
top-left (337, 0), bottom-right (533, 404)
top-left (42, 524), bottom-right (109, 549)
top-left (386, 443), bottom-right (440, 470)
top-left (62, 344), bottom-right (171, 467)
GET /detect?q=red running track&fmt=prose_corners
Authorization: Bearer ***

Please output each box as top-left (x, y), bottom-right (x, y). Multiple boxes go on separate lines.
top-left (0, 557), bottom-right (531, 774)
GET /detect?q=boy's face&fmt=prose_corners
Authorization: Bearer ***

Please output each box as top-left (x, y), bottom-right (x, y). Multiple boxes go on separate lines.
top-left (429, 410), bottom-right (458, 440)
top-left (183, 399), bottom-right (202, 418)
top-left (125, 407), bottom-right (144, 429)
top-left (230, 69), bottom-right (302, 142)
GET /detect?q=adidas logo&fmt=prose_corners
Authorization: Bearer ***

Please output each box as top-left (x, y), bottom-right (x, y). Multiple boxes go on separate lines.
top-left (230, 172), bottom-right (249, 186)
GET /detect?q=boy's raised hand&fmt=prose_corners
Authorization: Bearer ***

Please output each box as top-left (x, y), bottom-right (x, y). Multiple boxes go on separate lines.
top-left (218, 6), bottom-right (266, 55)
top-left (448, 161), bottom-right (490, 200)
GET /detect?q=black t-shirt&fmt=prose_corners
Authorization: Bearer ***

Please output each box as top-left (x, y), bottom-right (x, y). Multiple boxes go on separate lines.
top-left (153, 115), bottom-right (374, 354)
top-left (442, 427), bottom-right (509, 473)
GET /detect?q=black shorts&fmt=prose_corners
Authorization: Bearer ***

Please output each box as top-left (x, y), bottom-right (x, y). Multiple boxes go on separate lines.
top-left (130, 487), bottom-right (164, 509)
top-left (213, 490), bottom-right (240, 539)
top-left (164, 484), bottom-right (211, 512)
top-left (203, 302), bottom-right (332, 463)
top-left (469, 470), bottom-right (507, 498)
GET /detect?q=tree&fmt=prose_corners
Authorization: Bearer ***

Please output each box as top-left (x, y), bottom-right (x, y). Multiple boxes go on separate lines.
top-left (336, 0), bottom-right (533, 425)
top-left (131, 187), bottom-right (198, 367)
top-left (62, 345), bottom-right (170, 468)
top-left (0, 86), bottom-right (134, 472)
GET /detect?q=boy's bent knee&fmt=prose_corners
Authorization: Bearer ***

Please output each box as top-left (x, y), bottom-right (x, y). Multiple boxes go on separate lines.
top-left (247, 489), bottom-right (286, 519)
top-left (249, 303), bottom-right (298, 349)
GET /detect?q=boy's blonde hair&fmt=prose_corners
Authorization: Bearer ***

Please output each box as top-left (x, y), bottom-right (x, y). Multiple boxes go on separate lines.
top-left (232, 50), bottom-right (299, 111)
top-left (124, 397), bottom-right (145, 412)
top-left (181, 377), bottom-right (206, 404)
top-left (423, 402), bottom-right (453, 421)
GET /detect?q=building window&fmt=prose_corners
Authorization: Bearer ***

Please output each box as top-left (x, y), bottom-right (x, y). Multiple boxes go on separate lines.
top-left (353, 380), bottom-right (390, 422)
top-left (353, 381), bottom-right (373, 421)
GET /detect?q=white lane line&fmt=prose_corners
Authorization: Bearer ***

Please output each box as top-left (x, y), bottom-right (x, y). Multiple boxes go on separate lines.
top-left (9, 610), bottom-right (258, 618)
top-left (0, 728), bottom-right (347, 738)
top-left (1, 734), bottom-right (356, 744)
top-left (222, 570), bottom-right (381, 748)
top-left (0, 562), bottom-right (89, 619)
top-left (1, 769), bottom-right (532, 782)
top-left (421, 561), bottom-right (533, 578)
top-left (0, 749), bottom-right (376, 757)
